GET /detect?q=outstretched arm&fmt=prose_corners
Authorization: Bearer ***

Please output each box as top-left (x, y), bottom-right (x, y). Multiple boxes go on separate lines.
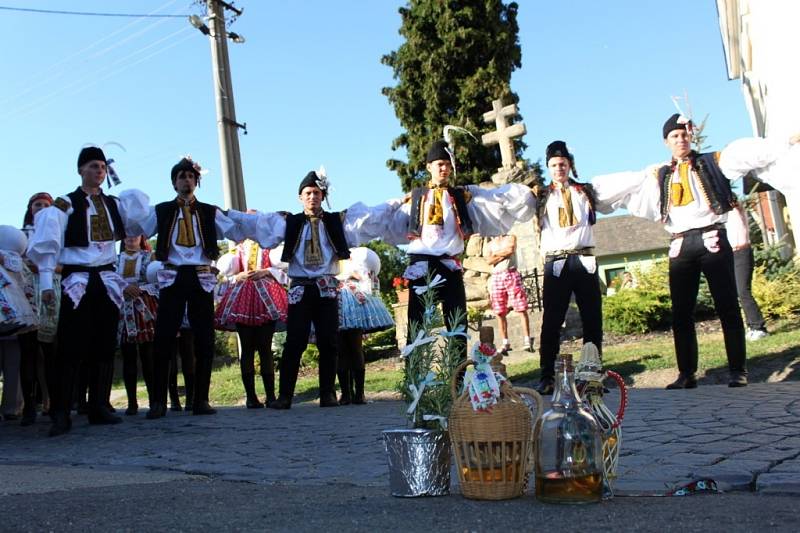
top-left (118, 189), bottom-right (157, 238)
top-left (343, 198), bottom-right (408, 246)
top-left (26, 202), bottom-right (68, 293)
top-left (225, 209), bottom-right (288, 249)
top-left (720, 135), bottom-right (800, 197)
top-left (465, 183), bottom-right (536, 236)
top-left (591, 166), bottom-right (662, 221)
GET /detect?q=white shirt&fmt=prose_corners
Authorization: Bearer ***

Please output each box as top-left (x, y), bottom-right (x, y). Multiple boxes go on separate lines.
top-left (539, 184), bottom-right (596, 255)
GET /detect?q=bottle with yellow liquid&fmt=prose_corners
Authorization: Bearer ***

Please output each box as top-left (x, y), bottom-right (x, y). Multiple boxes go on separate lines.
top-left (534, 353), bottom-right (604, 504)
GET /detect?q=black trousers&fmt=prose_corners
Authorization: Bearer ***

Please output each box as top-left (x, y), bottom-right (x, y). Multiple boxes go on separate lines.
top-left (539, 255), bottom-right (602, 380)
top-left (406, 257), bottom-right (468, 360)
top-left (733, 247), bottom-right (766, 331)
top-left (280, 284), bottom-right (338, 399)
top-left (669, 228), bottom-right (746, 375)
top-left (49, 269), bottom-right (119, 419)
top-left (337, 329), bottom-right (364, 399)
top-left (153, 268), bottom-right (215, 408)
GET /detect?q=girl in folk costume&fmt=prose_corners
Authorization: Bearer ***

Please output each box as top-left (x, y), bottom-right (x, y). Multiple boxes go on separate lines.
top-left (0, 226), bottom-right (38, 420)
top-left (116, 235), bottom-right (156, 415)
top-left (336, 247), bottom-right (394, 405)
top-left (19, 193), bottom-right (55, 425)
top-left (215, 238), bottom-right (289, 407)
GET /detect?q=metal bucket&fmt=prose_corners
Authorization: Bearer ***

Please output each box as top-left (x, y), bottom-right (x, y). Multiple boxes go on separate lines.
top-left (383, 428), bottom-right (451, 497)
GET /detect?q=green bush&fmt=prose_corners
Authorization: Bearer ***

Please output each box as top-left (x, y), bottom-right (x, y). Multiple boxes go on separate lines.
top-left (752, 264), bottom-right (800, 319)
top-left (603, 288), bottom-right (672, 334)
top-left (301, 344), bottom-right (319, 369)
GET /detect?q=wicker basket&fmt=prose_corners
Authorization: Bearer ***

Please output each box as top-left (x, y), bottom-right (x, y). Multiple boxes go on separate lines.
top-left (449, 360), bottom-right (544, 500)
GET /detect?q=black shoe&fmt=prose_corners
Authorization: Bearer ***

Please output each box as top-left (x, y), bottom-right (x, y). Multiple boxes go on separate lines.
top-left (499, 345), bottom-right (510, 356)
top-left (525, 340), bottom-right (535, 353)
top-left (666, 373), bottom-right (698, 390)
top-left (125, 404), bottom-right (138, 416)
top-left (352, 395), bottom-right (366, 405)
top-left (534, 378), bottom-right (555, 396)
top-left (338, 396), bottom-right (352, 406)
top-left (106, 402), bottom-right (116, 413)
top-left (48, 414), bottom-right (72, 437)
top-left (246, 398), bottom-right (264, 409)
top-left (268, 396), bottom-right (292, 410)
top-left (170, 403), bottom-right (183, 412)
top-left (88, 407), bottom-right (122, 425)
top-left (319, 393), bottom-right (339, 408)
top-left (192, 402), bottom-right (217, 415)
top-left (146, 402), bottom-right (166, 420)
top-left (729, 371), bottom-right (748, 388)
top-left (3, 413), bottom-right (19, 421)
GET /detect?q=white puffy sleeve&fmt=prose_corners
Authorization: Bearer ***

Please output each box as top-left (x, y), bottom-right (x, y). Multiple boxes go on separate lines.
top-left (591, 166), bottom-right (662, 221)
top-left (225, 209), bottom-right (287, 249)
top-left (719, 137), bottom-right (799, 199)
top-left (215, 209), bottom-right (247, 242)
top-left (118, 189), bottom-right (157, 238)
top-left (215, 250), bottom-right (240, 277)
top-left (343, 199), bottom-right (407, 246)
top-left (26, 202), bottom-right (69, 292)
top-left (465, 183), bottom-right (536, 236)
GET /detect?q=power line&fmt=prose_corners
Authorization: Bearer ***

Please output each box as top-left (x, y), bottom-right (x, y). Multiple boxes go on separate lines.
top-left (0, 5), bottom-right (189, 18)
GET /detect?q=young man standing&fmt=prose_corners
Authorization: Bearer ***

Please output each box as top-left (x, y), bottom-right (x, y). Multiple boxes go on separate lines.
top-left (592, 114), bottom-right (800, 389)
top-left (485, 234), bottom-right (532, 354)
top-left (389, 140), bottom-right (536, 353)
top-left (121, 157), bottom-right (244, 418)
top-left (28, 147), bottom-right (133, 436)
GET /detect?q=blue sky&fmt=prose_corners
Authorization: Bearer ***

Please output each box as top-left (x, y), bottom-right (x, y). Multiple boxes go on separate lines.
top-left (0, 0), bottom-right (751, 227)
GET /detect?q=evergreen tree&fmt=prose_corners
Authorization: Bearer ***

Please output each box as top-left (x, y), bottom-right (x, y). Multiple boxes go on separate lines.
top-left (382, 1), bottom-right (523, 191)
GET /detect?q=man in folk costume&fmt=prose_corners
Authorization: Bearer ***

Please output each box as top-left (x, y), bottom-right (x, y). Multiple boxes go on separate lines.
top-left (592, 113), bottom-right (800, 389)
top-left (120, 157), bottom-right (245, 418)
top-left (228, 170), bottom-right (398, 409)
top-left (532, 141), bottom-right (610, 395)
top-left (388, 137), bottom-right (536, 355)
top-left (27, 146), bottom-right (133, 436)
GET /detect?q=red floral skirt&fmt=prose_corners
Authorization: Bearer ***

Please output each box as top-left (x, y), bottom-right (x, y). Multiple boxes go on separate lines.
top-left (215, 278), bottom-right (288, 331)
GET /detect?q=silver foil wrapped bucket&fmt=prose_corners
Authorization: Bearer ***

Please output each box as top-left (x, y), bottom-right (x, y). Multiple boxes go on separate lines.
top-left (383, 429), bottom-right (451, 497)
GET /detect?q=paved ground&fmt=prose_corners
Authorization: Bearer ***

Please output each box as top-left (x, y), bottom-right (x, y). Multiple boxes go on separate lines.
top-left (1, 382), bottom-right (798, 530)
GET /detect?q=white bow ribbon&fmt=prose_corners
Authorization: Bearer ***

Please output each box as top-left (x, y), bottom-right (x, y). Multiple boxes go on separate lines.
top-left (439, 324), bottom-right (468, 340)
top-left (406, 371), bottom-right (439, 415)
top-left (413, 273), bottom-right (446, 295)
top-left (401, 329), bottom-right (437, 358)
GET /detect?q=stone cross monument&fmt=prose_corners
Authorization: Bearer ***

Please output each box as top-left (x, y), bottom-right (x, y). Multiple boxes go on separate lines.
top-left (481, 99), bottom-right (527, 184)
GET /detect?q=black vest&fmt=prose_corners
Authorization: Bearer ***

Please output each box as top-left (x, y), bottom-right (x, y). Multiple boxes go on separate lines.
top-left (63, 188), bottom-right (125, 247)
top-left (154, 199), bottom-right (220, 262)
top-left (537, 180), bottom-right (597, 227)
top-left (281, 211), bottom-right (351, 264)
top-left (407, 186), bottom-right (475, 239)
top-left (657, 152), bottom-right (735, 222)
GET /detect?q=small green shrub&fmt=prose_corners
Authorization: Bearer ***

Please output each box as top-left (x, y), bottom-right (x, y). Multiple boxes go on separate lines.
top-left (752, 264), bottom-right (800, 319)
top-left (603, 289), bottom-right (672, 334)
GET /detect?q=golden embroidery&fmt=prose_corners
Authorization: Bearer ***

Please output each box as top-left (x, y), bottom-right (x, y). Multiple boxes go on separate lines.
top-left (425, 187), bottom-right (445, 226)
top-left (247, 240), bottom-right (260, 272)
top-left (122, 255), bottom-right (138, 278)
top-left (557, 185), bottom-right (577, 228)
top-left (175, 204), bottom-right (197, 247)
top-left (304, 217), bottom-right (324, 267)
top-left (670, 162), bottom-right (695, 207)
top-left (54, 197), bottom-right (70, 212)
top-left (89, 195), bottom-right (114, 242)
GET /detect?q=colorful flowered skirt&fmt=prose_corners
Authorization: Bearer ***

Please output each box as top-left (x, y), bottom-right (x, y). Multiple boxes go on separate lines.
top-left (0, 267), bottom-right (38, 336)
top-left (35, 272), bottom-right (60, 343)
top-left (338, 289), bottom-right (394, 333)
top-left (119, 291), bottom-right (158, 344)
top-left (215, 278), bottom-right (288, 331)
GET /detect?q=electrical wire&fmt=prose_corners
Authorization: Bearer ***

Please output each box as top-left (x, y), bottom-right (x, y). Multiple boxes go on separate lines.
top-left (0, 5), bottom-right (188, 18)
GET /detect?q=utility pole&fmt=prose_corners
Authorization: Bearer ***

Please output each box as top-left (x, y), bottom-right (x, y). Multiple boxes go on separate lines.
top-left (204, 0), bottom-right (246, 210)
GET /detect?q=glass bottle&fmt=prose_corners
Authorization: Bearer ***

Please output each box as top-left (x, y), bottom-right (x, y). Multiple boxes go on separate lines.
top-left (534, 354), bottom-right (604, 504)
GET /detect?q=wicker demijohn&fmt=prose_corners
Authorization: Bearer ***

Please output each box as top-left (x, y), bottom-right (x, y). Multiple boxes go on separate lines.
top-left (449, 360), bottom-right (544, 500)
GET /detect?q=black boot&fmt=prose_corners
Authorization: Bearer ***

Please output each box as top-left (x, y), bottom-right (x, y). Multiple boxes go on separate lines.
top-left (88, 362), bottom-right (122, 425)
top-left (261, 369), bottom-right (276, 405)
top-left (665, 373), bottom-right (698, 390)
top-left (242, 371), bottom-right (263, 408)
top-left (352, 367), bottom-right (365, 405)
top-left (146, 357), bottom-right (169, 420)
top-left (122, 344), bottom-right (139, 416)
top-left (183, 370), bottom-right (195, 412)
top-left (337, 365), bottom-right (352, 405)
top-left (192, 358), bottom-right (216, 415)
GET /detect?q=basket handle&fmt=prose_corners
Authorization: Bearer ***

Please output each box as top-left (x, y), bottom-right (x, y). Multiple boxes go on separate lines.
top-left (450, 360), bottom-right (473, 400)
top-left (605, 370), bottom-right (628, 429)
top-left (512, 386), bottom-right (545, 420)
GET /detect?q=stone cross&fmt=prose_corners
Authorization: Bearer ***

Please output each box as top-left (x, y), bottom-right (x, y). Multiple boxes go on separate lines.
top-left (481, 99), bottom-right (526, 171)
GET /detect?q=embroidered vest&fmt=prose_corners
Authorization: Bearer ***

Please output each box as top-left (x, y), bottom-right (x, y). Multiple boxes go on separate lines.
top-left (407, 186), bottom-right (475, 239)
top-left (154, 200), bottom-right (220, 262)
top-left (63, 187), bottom-right (125, 247)
top-left (536, 180), bottom-right (597, 227)
top-left (281, 211), bottom-right (351, 264)
top-left (657, 152), bottom-right (735, 222)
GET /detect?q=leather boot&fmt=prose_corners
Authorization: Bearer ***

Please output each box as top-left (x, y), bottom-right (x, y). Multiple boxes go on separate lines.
top-left (146, 358), bottom-right (169, 420)
top-left (666, 373), bottom-right (698, 390)
top-left (352, 367), bottom-right (365, 405)
top-left (261, 369), bottom-right (276, 405)
top-left (268, 395), bottom-right (292, 410)
top-left (242, 371), bottom-right (263, 408)
top-left (192, 358), bottom-right (216, 415)
top-left (88, 362), bottom-right (122, 425)
top-left (337, 365), bottom-right (352, 405)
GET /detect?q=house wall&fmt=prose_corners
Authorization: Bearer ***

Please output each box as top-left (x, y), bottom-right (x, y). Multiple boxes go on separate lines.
top-left (597, 250), bottom-right (667, 292)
